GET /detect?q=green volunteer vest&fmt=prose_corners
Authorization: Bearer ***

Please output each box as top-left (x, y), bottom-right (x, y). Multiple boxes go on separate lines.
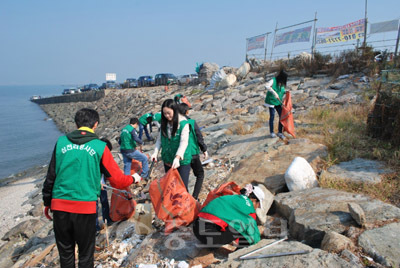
top-left (52, 136), bottom-right (106, 202)
top-left (139, 113), bottom-right (152, 126)
top-left (264, 77), bottom-right (285, 106)
top-left (201, 195), bottom-right (260, 245)
top-left (187, 119), bottom-right (200, 156)
top-left (153, 112), bottom-right (161, 123)
top-left (161, 120), bottom-right (195, 165)
top-left (120, 124), bottom-right (136, 150)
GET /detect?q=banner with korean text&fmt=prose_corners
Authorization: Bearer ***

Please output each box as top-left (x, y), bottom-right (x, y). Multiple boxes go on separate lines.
top-left (247, 34), bottom-right (266, 51)
top-left (316, 19), bottom-right (365, 45)
top-left (370, 20), bottom-right (399, 34)
top-left (274, 26), bottom-right (312, 47)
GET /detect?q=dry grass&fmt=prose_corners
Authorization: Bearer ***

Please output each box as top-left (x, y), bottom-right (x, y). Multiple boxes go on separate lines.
top-left (225, 120), bottom-right (252, 135)
top-left (226, 111), bottom-right (270, 135)
top-left (296, 104), bottom-right (400, 206)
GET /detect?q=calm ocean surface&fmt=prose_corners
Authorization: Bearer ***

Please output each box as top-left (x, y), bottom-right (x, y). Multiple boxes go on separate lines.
top-left (0, 85), bottom-right (65, 180)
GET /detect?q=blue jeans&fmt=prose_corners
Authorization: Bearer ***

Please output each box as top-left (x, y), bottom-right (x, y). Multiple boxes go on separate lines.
top-left (269, 106), bottom-right (283, 134)
top-left (139, 123), bottom-right (153, 141)
top-left (122, 150), bottom-right (149, 178)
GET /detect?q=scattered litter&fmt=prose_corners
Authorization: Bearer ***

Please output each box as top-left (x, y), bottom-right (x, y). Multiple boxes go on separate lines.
top-left (201, 158), bottom-right (214, 165)
top-left (338, 74), bottom-right (350, 79)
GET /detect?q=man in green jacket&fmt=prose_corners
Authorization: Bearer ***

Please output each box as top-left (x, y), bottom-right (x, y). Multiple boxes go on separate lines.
top-left (138, 112), bottom-right (154, 141)
top-left (120, 117), bottom-right (149, 178)
top-left (42, 108), bottom-right (141, 267)
top-left (193, 184), bottom-right (265, 247)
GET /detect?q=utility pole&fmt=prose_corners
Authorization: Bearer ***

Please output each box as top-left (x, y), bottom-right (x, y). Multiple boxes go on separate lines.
top-left (363, 0), bottom-right (368, 49)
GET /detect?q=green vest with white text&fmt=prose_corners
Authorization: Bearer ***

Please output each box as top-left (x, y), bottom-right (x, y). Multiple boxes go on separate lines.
top-left (52, 136), bottom-right (106, 202)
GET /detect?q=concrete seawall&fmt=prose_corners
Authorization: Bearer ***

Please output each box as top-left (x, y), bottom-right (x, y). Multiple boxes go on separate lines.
top-left (31, 90), bottom-right (105, 104)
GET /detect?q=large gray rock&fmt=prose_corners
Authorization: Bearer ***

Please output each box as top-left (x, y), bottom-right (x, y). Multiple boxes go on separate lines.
top-left (274, 188), bottom-right (400, 247)
top-left (321, 231), bottom-right (355, 253)
top-left (358, 222), bottom-right (400, 267)
top-left (321, 158), bottom-right (393, 184)
top-left (2, 219), bottom-right (44, 241)
top-left (214, 239), bottom-right (358, 268)
top-left (227, 138), bottom-right (327, 194)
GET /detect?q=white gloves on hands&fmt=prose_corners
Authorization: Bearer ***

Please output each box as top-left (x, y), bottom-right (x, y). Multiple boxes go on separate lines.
top-left (132, 173), bottom-right (142, 184)
top-left (151, 152), bottom-right (158, 162)
top-left (172, 157), bottom-right (180, 169)
top-left (203, 151), bottom-right (208, 159)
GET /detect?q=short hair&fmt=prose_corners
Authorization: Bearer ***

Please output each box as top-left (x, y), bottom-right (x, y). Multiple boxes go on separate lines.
top-left (100, 137), bottom-right (112, 151)
top-left (129, 117), bottom-right (139, 125)
top-left (75, 108), bottom-right (99, 129)
top-left (177, 103), bottom-right (190, 115)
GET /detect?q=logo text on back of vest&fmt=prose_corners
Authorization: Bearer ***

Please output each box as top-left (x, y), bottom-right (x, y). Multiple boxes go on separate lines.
top-left (61, 144), bottom-right (97, 156)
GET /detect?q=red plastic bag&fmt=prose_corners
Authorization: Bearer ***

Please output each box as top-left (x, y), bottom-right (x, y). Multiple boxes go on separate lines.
top-left (109, 187), bottom-right (137, 222)
top-left (280, 91), bottom-right (296, 138)
top-left (130, 159), bottom-right (143, 175)
top-left (149, 169), bottom-right (200, 234)
top-left (202, 181), bottom-right (241, 208)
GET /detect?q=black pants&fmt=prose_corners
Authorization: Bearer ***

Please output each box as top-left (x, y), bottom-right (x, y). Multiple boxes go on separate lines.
top-left (164, 163), bottom-right (191, 190)
top-left (191, 155), bottom-right (204, 199)
top-left (193, 217), bottom-right (249, 248)
top-left (53, 211), bottom-right (96, 268)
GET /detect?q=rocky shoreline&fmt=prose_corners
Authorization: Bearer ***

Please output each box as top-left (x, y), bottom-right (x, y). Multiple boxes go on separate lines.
top-left (1, 64), bottom-right (399, 267)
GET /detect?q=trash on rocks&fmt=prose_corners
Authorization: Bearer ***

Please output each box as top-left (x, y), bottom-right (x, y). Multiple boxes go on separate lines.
top-left (338, 74), bottom-right (350, 79)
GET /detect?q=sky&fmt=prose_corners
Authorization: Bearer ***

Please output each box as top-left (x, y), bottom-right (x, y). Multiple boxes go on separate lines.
top-left (0, 0), bottom-right (399, 86)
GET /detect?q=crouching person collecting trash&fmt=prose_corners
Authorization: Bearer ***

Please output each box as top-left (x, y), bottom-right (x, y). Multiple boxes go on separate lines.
top-left (42, 108), bottom-right (142, 268)
top-left (193, 184), bottom-right (265, 248)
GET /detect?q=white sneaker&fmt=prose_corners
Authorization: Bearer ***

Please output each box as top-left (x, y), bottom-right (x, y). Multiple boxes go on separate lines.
top-left (277, 133), bottom-right (285, 139)
top-left (270, 133), bottom-right (277, 138)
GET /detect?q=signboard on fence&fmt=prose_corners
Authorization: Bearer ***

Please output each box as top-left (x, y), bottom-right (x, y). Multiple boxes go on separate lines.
top-left (247, 34), bottom-right (266, 51)
top-left (316, 19), bottom-right (365, 45)
top-left (274, 26), bottom-right (312, 47)
top-left (370, 19), bottom-right (399, 34)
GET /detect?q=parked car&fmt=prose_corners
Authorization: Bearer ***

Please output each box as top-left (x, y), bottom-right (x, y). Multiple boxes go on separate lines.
top-left (177, 73), bottom-right (198, 85)
top-left (137, 76), bottom-right (155, 87)
top-left (125, 78), bottom-right (138, 88)
top-left (155, 73), bottom-right (177, 86)
top-left (62, 88), bottom-right (77, 95)
top-left (106, 81), bottom-right (117, 89)
top-left (82, 83), bottom-right (99, 92)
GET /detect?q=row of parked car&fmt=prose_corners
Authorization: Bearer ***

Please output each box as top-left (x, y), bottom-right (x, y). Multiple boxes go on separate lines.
top-left (61, 73), bottom-right (199, 95)
top-left (124, 73), bottom-right (198, 88)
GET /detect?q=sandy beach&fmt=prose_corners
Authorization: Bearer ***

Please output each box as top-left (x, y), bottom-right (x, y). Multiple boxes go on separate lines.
top-left (0, 176), bottom-right (41, 247)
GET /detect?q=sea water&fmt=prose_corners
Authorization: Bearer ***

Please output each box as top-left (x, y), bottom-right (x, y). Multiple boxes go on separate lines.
top-left (0, 85), bottom-right (65, 180)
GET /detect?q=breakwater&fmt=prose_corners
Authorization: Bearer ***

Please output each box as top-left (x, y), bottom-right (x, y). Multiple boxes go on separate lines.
top-left (31, 90), bottom-right (105, 105)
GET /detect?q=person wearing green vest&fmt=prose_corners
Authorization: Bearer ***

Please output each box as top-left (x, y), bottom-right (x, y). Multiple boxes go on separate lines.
top-left (151, 99), bottom-right (198, 190)
top-left (193, 184), bottom-right (265, 247)
top-left (120, 117), bottom-right (149, 178)
top-left (264, 70), bottom-right (288, 139)
top-left (138, 112), bottom-right (154, 141)
top-left (177, 103), bottom-right (208, 199)
top-left (152, 112), bottom-right (161, 129)
top-left (42, 108), bottom-right (141, 267)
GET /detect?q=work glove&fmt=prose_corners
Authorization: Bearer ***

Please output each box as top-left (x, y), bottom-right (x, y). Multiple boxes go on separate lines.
top-left (44, 206), bottom-right (52, 221)
top-left (172, 157), bottom-right (180, 169)
top-left (203, 151), bottom-right (209, 159)
top-left (132, 173), bottom-right (142, 184)
top-left (151, 151), bottom-right (158, 162)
